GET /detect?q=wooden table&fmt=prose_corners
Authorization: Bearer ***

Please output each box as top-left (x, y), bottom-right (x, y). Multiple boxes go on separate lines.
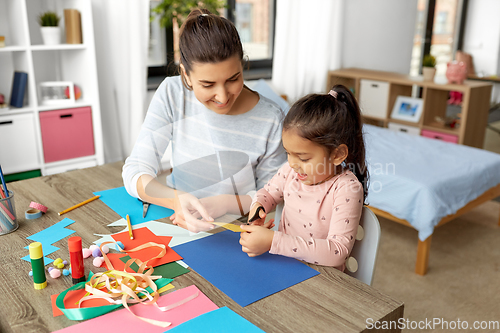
top-left (0, 162), bottom-right (404, 333)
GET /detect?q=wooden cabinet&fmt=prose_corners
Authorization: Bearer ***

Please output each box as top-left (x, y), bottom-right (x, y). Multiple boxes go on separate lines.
top-left (0, 0), bottom-right (103, 176)
top-left (326, 68), bottom-right (493, 148)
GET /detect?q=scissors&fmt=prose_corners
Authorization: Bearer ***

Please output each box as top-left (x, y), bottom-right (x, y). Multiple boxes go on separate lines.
top-left (138, 199), bottom-right (150, 218)
top-left (248, 206), bottom-right (265, 224)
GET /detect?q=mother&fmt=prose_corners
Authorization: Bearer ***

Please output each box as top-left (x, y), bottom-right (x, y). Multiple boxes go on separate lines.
top-left (122, 9), bottom-right (286, 232)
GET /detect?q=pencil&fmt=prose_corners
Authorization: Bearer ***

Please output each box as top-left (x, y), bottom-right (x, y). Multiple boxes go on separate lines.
top-left (126, 214), bottom-right (134, 240)
top-left (0, 165), bottom-right (14, 213)
top-left (58, 195), bottom-right (101, 216)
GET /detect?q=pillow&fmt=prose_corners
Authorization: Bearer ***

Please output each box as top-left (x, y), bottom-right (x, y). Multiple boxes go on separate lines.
top-left (249, 79), bottom-right (290, 113)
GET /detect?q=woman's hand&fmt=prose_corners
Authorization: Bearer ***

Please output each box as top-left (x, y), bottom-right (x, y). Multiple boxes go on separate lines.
top-left (247, 203), bottom-right (266, 226)
top-left (239, 219), bottom-right (275, 257)
top-left (170, 192), bottom-right (215, 233)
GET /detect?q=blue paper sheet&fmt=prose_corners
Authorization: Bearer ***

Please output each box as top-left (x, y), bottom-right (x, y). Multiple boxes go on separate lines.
top-left (93, 187), bottom-right (174, 225)
top-left (173, 230), bottom-right (319, 307)
top-left (166, 307), bottom-right (265, 333)
top-left (22, 218), bottom-right (76, 265)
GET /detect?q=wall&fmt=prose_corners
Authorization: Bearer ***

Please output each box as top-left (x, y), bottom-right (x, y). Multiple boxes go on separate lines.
top-left (341, 0), bottom-right (418, 74)
top-left (462, 0), bottom-right (500, 76)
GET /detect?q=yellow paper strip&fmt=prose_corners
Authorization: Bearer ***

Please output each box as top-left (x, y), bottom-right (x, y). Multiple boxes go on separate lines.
top-left (212, 222), bottom-right (246, 233)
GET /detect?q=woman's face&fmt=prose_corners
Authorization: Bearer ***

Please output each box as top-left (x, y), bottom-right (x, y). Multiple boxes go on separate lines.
top-left (183, 55), bottom-right (244, 115)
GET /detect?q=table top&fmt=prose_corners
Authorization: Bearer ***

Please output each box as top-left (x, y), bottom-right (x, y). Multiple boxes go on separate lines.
top-left (0, 162), bottom-right (404, 333)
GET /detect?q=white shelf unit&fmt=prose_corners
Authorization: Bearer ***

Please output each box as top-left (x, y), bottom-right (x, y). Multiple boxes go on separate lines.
top-left (0, 0), bottom-right (103, 176)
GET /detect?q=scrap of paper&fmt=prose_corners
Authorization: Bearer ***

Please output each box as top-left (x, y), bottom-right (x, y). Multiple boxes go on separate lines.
top-left (212, 222), bottom-right (246, 232)
top-left (168, 307), bottom-right (265, 333)
top-left (173, 230), bottom-right (320, 307)
top-left (93, 187), bottom-right (174, 225)
top-left (53, 285), bottom-right (219, 333)
top-left (94, 219), bottom-right (213, 247)
top-left (21, 218), bottom-right (76, 265)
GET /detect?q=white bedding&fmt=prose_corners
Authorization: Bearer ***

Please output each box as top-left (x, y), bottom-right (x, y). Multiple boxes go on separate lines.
top-left (364, 124), bottom-right (500, 240)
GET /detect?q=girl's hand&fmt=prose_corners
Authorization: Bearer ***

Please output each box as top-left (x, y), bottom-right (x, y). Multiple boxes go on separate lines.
top-left (170, 192), bottom-right (215, 233)
top-left (247, 203), bottom-right (266, 226)
top-left (239, 219), bottom-right (275, 257)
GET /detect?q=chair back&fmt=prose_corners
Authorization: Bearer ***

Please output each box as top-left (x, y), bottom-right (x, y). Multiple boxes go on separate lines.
top-left (345, 206), bottom-right (381, 286)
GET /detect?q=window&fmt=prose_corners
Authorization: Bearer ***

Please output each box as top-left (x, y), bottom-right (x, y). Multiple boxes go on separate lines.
top-left (147, 0), bottom-right (276, 85)
top-left (410, 0), bottom-right (467, 77)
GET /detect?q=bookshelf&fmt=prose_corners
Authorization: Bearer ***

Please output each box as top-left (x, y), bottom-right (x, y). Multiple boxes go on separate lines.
top-left (0, 0), bottom-right (103, 177)
top-left (327, 68), bottom-right (493, 148)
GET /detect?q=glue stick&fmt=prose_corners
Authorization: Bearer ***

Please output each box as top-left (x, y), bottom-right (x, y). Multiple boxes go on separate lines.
top-left (68, 237), bottom-right (86, 284)
top-left (29, 242), bottom-right (47, 290)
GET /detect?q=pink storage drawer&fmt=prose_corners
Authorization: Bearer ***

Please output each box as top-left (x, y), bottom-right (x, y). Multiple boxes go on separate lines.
top-left (421, 129), bottom-right (458, 144)
top-left (39, 107), bottom-right (95, 163)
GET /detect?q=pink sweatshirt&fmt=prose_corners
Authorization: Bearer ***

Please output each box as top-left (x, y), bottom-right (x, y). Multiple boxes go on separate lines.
top-left (253, 163), bottom-right (363, 270)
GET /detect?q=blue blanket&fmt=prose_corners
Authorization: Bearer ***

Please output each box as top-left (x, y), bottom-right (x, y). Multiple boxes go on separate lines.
top-left (364, 124), bottom-right (500, 240)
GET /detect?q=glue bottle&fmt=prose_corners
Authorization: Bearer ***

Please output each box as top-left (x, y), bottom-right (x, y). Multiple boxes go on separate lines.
top-left (29, 242), bottom-right (47, 290)
top-left (68, 236), bottom-right (86, 284)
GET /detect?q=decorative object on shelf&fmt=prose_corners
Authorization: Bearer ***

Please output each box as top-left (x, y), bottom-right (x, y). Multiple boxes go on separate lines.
top-left (0, 36), bottom-right (5, 48)
top-left (422, 54), bottom-right (436, 81)
top-left (65, 84), bottom-right (82, 100)
top-left (64, 9), bottom-right (83, 44)
top-left (390, 96), bottom-right (424, 123)
top-left (39, 81), bottom-right (75, 105)
top-left (38, 11), bottom-right (61, 45)
top-left (151, 0), bottom-right (226, 64)
top-left (446, 60), bottom-right (467, 106)
top-left (0, 93), bottom-right (8, 109)
top-left (9, 72), bottom-right (28, 108)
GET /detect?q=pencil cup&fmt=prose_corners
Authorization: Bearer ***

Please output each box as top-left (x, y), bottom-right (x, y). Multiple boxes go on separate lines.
top-left (0, 191), bottom-right (18, 235)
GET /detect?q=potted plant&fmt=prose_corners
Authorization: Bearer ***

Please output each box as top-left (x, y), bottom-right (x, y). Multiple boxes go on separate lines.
top-left (422, 54), bottom-right (436, 81)
top-left (38, 11), bottom-right (61, 45)
top-left (151, 0), bottom-right (226, 64)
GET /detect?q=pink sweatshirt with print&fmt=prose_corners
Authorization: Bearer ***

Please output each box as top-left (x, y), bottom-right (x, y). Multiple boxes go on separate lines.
top-left (253, 163), bottom-right (363, 270)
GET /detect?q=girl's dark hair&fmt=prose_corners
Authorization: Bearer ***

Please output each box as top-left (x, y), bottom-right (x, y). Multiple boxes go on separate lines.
top-left (283, 85), bottom-right (369, 202)
top-left (178, 8), bottom-right (244, 89)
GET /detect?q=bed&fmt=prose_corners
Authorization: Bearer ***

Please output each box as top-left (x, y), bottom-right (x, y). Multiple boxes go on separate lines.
top-left (364, 124), bottom-right (500, 275)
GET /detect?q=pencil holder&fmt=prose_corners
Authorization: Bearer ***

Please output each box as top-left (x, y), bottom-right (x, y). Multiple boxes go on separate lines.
top-left (0, 191), bottom-right (18, 235)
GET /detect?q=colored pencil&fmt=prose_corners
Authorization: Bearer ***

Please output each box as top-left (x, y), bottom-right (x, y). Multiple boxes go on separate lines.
top-left (58, 195), bottom-right (101, 216)
top-left (126, 214), bottom-right (134, 240)
top-left (0, 165), bottom-right (14, 213)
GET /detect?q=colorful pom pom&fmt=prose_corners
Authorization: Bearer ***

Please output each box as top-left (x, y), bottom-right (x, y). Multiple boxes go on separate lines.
top-left (115, 241), bottom-right (124, 251)
top-left (63, 269), bottom-right (70, 276)
top-left (101, 245), bottom-right (109, 254)
top-left (29, 270), bottom-right (33, 277)
top-left (50, 269), bottom-right (61, 278)
top-left (92, 248), bottom-right (102, 257)
top-left (57, 263), bottom-right (65, 269)
top-left (48, 267), bottom-right (54, 272)
top-left (93, 257), bottom-right (104, 267)
top-left (63, 260), bottom-right (68, 265)
top-left (53, 258), bottom-right (63, 266)
top-left (82, 248), bottom-right (92, 258)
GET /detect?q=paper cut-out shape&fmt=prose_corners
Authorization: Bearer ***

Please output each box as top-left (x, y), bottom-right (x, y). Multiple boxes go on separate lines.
top-left (21, 218), bottom-right (76, 265)
top-left (93, 187), bottom-right (174, 225)
top-left (52, 285), bottom-right (218, 333)
top-left (173, 230), bottom-right (320, 307)
top-left (168, 307), bottom-right (265, 332)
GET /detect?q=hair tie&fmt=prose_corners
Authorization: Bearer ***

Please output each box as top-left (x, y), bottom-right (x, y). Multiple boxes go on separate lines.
top-left (328, 90), bottom-right (338, 98)
top-left (200, 13), bottom-right (208, 16)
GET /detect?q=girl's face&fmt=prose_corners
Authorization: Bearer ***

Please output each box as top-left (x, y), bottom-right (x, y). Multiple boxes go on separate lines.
top-left (182, 55), bottom-right (244, 115)
top-left (282, 129), bottom-right (347, 186)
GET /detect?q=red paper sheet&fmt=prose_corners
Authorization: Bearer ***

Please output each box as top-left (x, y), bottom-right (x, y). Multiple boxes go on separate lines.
top-left (110, 228), bottom-right (182, 268)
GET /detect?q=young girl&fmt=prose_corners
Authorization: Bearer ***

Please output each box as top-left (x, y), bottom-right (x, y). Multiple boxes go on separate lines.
top-left (240, 85), bottom-right (368, 270)
top-left (122, 9), bottom-right (286, 233)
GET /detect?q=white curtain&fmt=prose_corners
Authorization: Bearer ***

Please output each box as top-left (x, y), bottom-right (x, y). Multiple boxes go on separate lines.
top-left (91, 0), bottom-right (150, 163)
top-left (272, 0), bottom-right (344, 103)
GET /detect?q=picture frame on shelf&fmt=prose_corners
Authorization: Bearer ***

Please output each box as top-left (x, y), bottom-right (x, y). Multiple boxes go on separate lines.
top-left (39, 81), bottom-right (75, 106)
top-left (390, 96), bottom-right (424, 123)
